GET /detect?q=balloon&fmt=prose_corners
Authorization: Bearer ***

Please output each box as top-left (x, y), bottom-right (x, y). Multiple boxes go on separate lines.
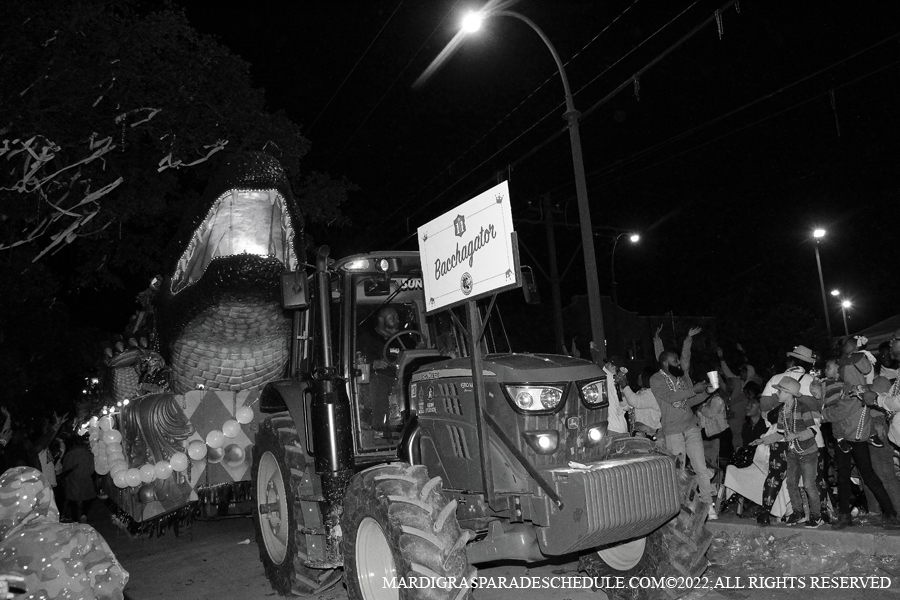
top-left (223, 444), bottom-right (245, 468)
top-left (206, 430), bottom-right (225, 449)
top-left (125, 468), bottom-right (141, 487)
top-left (154, 461), bottom-right (173, 480)
top-left (113, 470), bottom-right (128, 488)
top-left (235, 406), bottom-right (254, 425)
top-left (140, 464), bottom-right (156, 483)
top-left (138, 483), bottom-right (157, 503)
top-left (170, 452), bottom-right (188, 472)
top-left (222, 420), bottom-right (241, 438)
top-left (110, 462), bottom-right (128, 476)
top-left (99, 416), bottom-right (113, 431)
top-left (107, 429), bottom-right (122, 444)
top-left (95, 463), bottom-right (110, 476)
top-left (105, 442), bottom-right (123, 454)
top-left (187, 440), bottom-right (208, 460)
top-left (206, 446), bottom-right (225, 464)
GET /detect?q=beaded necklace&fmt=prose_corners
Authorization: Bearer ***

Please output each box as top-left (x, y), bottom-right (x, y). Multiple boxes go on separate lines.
top-left (781, 400), bottom-right (803, 454)
top-left (659, 369), bottom-right (685, 392)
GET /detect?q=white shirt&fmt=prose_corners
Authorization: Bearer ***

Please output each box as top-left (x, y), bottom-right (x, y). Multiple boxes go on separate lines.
top-left (604, 365), bottom-right (630, 434)
top-left (39, 448), bottom-right (57, 487)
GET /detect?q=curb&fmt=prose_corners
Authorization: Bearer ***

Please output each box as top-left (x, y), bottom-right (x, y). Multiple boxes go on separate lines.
top-left (707, 517), bottom-right (900, 557)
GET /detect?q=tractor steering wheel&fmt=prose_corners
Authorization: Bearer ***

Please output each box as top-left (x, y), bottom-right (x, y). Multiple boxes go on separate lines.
top-left (382, 330), bottom-right (426, 365)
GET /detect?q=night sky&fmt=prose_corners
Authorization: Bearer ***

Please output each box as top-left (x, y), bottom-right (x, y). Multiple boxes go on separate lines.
top-left (180, 0), bottom-right (900, 331)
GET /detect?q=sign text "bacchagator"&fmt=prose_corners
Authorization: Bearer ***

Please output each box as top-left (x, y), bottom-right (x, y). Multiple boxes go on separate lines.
top-left (434, 224), bottom-right (497, 280)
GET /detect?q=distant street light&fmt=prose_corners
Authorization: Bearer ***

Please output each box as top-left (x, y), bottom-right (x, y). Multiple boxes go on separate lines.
top-left (812, 228), bottom-right (832, 338)
top-left (459, 9), bottom-right (607, 356)
top-left (611, 232), bottom-right (641, 308)
top-left (841, 299), bottom-right (852, 337)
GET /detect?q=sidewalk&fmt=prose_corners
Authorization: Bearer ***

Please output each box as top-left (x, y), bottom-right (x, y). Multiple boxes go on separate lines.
top-left (709, 512), bottom-right (900, 556)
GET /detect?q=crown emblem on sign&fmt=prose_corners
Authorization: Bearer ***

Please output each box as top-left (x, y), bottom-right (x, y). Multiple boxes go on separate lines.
top-left (495, 193), bottom-right (504, 203)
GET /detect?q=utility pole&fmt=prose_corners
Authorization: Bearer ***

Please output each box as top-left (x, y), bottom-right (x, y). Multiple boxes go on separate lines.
top-left (542, 196), bottom-right (566, 354)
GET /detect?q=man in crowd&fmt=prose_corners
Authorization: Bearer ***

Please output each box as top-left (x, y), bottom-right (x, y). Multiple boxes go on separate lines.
top-left (650, 334), bottom-right (718, 520)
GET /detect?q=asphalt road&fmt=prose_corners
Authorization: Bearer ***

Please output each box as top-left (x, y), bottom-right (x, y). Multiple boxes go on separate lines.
top-left (88, 502), bottom-right (900, 600)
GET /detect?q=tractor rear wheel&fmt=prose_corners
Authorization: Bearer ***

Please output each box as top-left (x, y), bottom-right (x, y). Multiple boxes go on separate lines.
top-left (341, 462), bottom-right (476, 600)
top-left (580, 460), bottom-right (713, 600)
top-left (252, 413), bottom-right (342, 595)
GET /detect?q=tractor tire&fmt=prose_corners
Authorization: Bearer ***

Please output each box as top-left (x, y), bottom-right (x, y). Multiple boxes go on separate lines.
top-left (341, 462), bottom-right (477, 600)
top-left (252, 413), bottom-right (342, 596)
top-left (580, 461), bottom-right (713, 600)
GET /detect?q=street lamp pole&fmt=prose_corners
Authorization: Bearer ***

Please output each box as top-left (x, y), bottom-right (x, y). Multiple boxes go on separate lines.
top-left (484, 10), bottom-right (606, 357)
top-left (813, 230), bottom-right (832, 338)
top-left (841, 300), bottom-right (851, 337)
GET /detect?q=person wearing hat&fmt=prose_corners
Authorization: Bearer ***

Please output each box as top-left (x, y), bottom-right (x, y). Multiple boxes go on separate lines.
top-left (821, 365), bottom-right (900, 530)
top-left (752, 376), bottom-right (824, 527)
top-left (755, 345), bottom-right (829, 525)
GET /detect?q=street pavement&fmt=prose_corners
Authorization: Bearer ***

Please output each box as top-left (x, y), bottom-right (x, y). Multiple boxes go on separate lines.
top-left (85, 501), bottom-right (900, 600)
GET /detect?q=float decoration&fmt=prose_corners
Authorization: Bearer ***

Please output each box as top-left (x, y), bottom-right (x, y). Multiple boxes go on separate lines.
top-left (93, 153), bottom-right (295, 536)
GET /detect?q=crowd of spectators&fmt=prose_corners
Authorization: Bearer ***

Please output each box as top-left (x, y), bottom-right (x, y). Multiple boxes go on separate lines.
top-left (612, 326), bottom-right (900, 530)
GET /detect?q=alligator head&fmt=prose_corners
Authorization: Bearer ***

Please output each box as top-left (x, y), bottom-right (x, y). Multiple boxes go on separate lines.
top-left (157, 152), bottom-right (303, 393)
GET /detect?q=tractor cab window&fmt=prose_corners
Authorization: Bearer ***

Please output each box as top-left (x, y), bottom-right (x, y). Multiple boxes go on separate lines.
top-left (353, 293), bottom-right (428, 451)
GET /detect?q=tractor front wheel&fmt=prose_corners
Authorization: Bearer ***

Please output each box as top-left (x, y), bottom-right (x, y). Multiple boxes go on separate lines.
top-left (341, 462), bottom-right (476, 600)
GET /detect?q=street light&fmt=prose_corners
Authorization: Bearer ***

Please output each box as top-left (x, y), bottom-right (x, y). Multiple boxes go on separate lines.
top-left (609, 231), bottom-right (639, 358)
top-left (841, 300), bottom-right (852, 337)
top-left (459, 9), bottom-right (607, 356)
top-left (611, 232), bottom-right (640, 307)
top-left (812, 228), bottom-right (832, 338)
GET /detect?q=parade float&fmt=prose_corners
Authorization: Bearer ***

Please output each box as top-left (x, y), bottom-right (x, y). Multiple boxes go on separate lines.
top-left (85, 152), bottom-right (303, 534)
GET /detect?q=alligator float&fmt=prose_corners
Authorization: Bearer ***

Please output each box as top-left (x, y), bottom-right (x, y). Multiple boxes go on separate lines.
top-left (94, 152), bottom-right (304, 532)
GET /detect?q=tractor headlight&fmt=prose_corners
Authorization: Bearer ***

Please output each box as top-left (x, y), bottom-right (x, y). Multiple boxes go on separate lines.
top-left (505, 385), bottom-right (566, 413)
top-left (579, 378), bottom-right (609, 408)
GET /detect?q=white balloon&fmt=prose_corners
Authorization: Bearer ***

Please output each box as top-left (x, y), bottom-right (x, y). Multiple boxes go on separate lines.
top-left (235, 406), bottom-right (254, 424)
top-left (139, 464), bottom-right (156, 483)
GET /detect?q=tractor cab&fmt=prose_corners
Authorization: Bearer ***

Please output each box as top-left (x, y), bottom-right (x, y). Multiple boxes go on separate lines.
top-left (299, 252), bottom-right (484, 458)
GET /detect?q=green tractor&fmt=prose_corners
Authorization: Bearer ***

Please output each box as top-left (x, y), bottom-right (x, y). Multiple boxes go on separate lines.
top-left (251, 247), bottom-right (711, 600)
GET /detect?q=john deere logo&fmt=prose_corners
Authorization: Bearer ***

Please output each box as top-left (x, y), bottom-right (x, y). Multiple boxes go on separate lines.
top-left (460, 273), bottom-right (473, 295)
top-left (453, 214), bottom-right (466, 237)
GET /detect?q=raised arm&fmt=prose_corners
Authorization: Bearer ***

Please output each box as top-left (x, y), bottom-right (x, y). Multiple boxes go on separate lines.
top-left (717, 347), bottom-right (737, 379)
top-left (653, 325), bottom-right (664, 364)
top-left (681, 327), bottom-right (701, 375)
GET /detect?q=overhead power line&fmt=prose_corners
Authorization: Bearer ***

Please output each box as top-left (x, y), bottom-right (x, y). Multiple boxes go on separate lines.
top-left (325, 0), bottom-right (462, 171)
top-left (364, 0), bottom-right (691, 247)
top-left (306, 0), bottom-right (407, 135)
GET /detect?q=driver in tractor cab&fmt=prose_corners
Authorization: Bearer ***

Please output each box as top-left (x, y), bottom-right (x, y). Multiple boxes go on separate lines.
top-left (371, 306), bottom-right (404, 368)
top-left (356, 305), bottom-right (422, 435)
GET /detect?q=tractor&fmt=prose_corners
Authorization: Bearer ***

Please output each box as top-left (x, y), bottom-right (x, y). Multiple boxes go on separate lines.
top-left (251, 247), bottom-right (711, 600)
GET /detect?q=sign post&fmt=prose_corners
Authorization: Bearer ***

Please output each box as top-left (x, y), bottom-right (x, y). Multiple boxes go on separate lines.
top-left (418, 181), bottom-right (519, 507)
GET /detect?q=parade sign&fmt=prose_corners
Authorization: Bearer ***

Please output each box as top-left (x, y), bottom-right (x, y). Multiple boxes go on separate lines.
top-left (418, 181), bottom-right (519, 313)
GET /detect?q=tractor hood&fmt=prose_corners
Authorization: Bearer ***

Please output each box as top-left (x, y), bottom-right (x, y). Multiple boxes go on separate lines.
top-left (417, 353), bottom-right (604, 383)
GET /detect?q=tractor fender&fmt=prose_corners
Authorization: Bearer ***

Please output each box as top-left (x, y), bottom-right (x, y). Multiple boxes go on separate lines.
top-left (259, 379), bottom-right (314, 461)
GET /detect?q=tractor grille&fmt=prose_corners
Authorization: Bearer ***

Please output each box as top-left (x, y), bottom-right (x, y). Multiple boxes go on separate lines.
top-left (540, 454), bottom-right (680, 554)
